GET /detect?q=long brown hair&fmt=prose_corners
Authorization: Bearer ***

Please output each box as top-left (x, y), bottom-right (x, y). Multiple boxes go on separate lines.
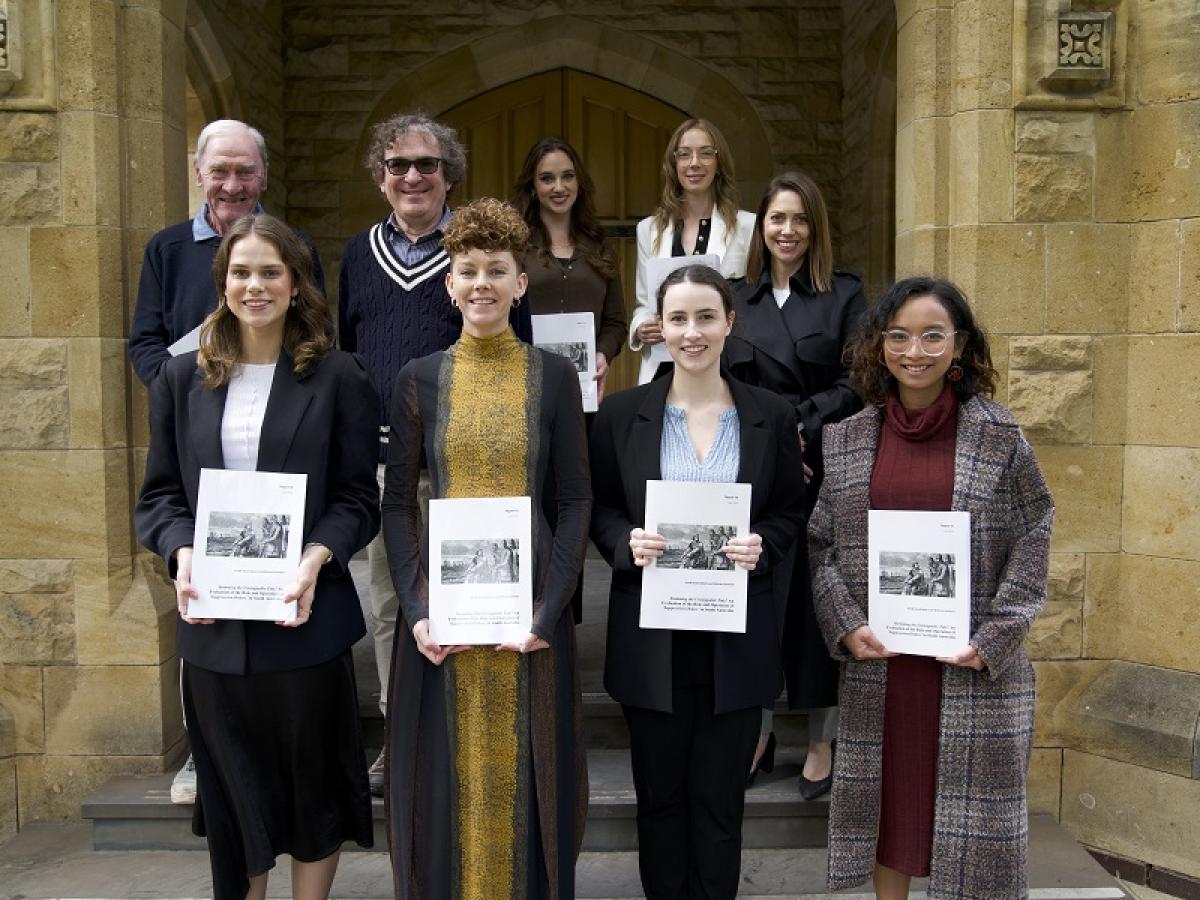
top-left (744, 171), bottom-right (834, 292)
top-left (848, 276), bottom-right (998, 406)
top-left (512, 137), bottom-right (618, 279)
top-left (199, 214), bottom-right (331, 388)
top-left (652, 118), bottom-right (739, 252)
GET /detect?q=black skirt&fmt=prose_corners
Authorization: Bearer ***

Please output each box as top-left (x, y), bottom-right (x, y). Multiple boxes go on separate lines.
top-left (182, 651), bottom-right (374, 900)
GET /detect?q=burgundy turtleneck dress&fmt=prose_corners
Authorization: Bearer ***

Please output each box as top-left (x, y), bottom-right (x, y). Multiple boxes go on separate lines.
top-left (868, 383), bottom-right (959, 876)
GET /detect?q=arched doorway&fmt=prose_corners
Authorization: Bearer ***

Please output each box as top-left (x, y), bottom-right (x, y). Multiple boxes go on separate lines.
top-left (441, 69), bottom-right (689, 393)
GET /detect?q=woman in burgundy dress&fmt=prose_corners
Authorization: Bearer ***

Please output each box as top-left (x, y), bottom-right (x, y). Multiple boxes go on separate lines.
top-left (809, 276), bottom-right (1054, 899)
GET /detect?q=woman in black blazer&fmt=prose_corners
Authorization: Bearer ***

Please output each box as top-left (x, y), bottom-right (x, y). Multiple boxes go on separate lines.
top-left (724, 171), bottom-right (867, 797)
top-left (590, 264), bottom-right (805, 899)
top-left (136, 214), bottom-right (380, 900)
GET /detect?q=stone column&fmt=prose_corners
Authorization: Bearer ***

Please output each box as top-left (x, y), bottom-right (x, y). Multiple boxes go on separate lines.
top-left (0, 0), bottom-right (187, 824)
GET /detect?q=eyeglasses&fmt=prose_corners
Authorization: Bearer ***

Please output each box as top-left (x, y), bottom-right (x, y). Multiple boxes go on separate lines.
top-left (673, 147), bottom-right (718, 163)
top-left (881, 329), bottom-right (959, 356)
top-left (383, 156), bottom-right (443, 176)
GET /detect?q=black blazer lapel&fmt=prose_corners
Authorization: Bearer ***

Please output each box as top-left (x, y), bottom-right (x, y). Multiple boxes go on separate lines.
top-left (188, 375), bottom-right (228, 470)
top-left (256, 352), bottom-right (314, 473)
top-left (628, 373), bottom-right (671, 517)
top-left (730, 378), bottom-right (769, 496)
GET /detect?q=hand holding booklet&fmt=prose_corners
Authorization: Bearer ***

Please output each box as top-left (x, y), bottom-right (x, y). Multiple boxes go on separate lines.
top-left (428, 496), bottom-right (533, 644)
top-left (867, 510), bottom-right (972, 656)
top-left (639, 480), bottom-right (750, 633)
top-left (188, 468), bottom-right (308, 621)
top-left (531, 312), bottom-right (597, 412)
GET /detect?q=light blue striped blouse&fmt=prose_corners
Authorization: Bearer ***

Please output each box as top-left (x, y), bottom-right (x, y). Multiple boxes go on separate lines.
top-left (660, 404), bottom-right (741, 482)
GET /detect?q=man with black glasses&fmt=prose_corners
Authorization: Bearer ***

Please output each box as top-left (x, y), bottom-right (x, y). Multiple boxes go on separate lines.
top-left (338, 112), bottom-right (531, 795)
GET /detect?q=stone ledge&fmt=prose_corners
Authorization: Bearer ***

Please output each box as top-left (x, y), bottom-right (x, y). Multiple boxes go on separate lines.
top-left (1038, 659), bottom-right (1200, 779)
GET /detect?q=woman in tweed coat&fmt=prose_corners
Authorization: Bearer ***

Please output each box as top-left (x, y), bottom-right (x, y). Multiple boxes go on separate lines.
top-left (810, 276), bottom-right (1054, 899)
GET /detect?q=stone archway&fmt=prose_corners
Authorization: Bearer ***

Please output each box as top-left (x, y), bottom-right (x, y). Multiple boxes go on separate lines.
top-left (184, 1), bottom-right (242, 123)
top-left (355, 15), bottom-right (775, 202)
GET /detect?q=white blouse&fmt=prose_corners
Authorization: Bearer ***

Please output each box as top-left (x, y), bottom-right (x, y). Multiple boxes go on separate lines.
top-left (220, 363), bottom-right (276, 471)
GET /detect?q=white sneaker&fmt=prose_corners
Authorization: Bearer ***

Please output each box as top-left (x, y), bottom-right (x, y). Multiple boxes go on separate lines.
top-left (170, 754), bottom-right (197, 804)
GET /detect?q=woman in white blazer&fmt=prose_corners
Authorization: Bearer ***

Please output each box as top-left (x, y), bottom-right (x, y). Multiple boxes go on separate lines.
top-left (630, 117), bottom-right (756, 384)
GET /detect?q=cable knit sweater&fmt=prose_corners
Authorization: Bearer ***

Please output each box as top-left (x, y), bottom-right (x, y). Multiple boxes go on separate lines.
top-left (337, 218), bottom-right (532, 457)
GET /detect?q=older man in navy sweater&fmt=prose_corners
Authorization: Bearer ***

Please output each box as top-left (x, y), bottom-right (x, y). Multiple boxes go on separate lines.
top-left (338, 112), bottom-right (531, 795)
top-left (128, 119), bottom-right (324, 387)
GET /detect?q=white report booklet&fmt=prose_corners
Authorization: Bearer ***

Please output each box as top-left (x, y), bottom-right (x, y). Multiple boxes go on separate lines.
top-left (867, 510), bottom-right (972, 656)
top-left (644, 254), bottom-right (722, 368)
top-left (640, 479), bottom-right (750, 633)
top-left (189, 468), bottom-right (307, 621)
top-left (428, 496), bottom-right (532, 644)
top-left (531, 312), bottom-right (597, 412)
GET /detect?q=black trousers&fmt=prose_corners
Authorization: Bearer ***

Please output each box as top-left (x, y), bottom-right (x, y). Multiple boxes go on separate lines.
top-left (623, 686), bottom-right (762, 899)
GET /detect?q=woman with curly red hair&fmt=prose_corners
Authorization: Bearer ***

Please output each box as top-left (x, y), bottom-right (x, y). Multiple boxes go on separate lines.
top-left (382, 198), bottom-right (591, 899)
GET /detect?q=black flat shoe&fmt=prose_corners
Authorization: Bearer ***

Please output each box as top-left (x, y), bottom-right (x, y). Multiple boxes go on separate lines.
top-left (798, 739), bottom-right (835, 800)
top-left (745, 731), bottom-right (776, 788)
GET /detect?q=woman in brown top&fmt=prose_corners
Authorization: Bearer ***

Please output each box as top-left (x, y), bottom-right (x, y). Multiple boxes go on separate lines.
top-left (514, 137), bottom-right (628, 402)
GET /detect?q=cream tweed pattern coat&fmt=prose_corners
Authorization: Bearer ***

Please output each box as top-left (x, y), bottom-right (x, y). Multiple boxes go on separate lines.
top-left (810, 395), bottom-right (1054, 900)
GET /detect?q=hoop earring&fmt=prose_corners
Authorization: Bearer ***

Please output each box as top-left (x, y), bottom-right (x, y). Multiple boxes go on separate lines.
top-left (947, 359), bottom-right (964, 382)
top-left (512, 296), bottom-right (521, 308)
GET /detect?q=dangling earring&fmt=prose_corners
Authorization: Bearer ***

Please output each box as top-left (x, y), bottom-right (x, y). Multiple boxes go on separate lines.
top-left (512, 295), bottom-right (522, 308)
top-left (947, 358), bottom-right (964, 382)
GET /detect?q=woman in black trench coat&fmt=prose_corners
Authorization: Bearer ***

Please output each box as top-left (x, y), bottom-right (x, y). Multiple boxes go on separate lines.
top-left (724, 171), bottom-right (867, 797)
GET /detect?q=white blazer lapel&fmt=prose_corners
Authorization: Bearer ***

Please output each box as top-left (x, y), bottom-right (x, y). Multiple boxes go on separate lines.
top-left (708, 208), bottom-right (730, 269)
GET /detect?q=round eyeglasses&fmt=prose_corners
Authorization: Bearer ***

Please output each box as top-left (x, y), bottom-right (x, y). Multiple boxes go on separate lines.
top-left (673, 147), bottom-right (718, 163)
top-left (881, 329), bottom-right (959, 356)
top-left (383, 156), bottom-right (443, 176)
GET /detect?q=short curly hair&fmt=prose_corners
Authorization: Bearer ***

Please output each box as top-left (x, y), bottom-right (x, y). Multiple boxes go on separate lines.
top-left (442, 198), bottom-right (530, 263)
top-left (363, 112), bottom-right (467, 188)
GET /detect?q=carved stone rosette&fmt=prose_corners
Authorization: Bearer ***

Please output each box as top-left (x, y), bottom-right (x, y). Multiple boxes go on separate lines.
top-left (1015, 0), bottom-right (1128, 110)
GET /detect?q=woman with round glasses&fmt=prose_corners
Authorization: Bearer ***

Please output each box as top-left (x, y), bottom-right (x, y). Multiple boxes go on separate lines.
top-left (810, 276), bottom-right (1053, 899)
top-left (724, 171), bottom-right (866, 796)
top-left (629, 118), bottom-right (756, 384)
top-left (514, 137), bottom-right (627, 402)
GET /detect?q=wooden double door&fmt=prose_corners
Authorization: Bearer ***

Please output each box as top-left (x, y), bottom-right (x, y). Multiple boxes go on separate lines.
top-left (441, 69), bottom-right (688, 395)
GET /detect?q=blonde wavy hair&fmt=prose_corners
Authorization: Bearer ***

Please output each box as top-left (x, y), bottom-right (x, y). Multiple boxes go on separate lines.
top-left (198, 214), bottom-right (331, 388)
top-left (442, 197), bottom-right (531, 261)
top-left (652, 118), bottom-right (740, 253)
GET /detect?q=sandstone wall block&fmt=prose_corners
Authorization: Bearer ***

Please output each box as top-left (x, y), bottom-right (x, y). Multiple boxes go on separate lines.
top-left (1128, 220), bottom-right (1180, 334)
top-left (1085, 554), bottom-right (1200, 674)
top-left (0, 755), bottom-right (15, 843)
top-left (0, 163), bottom-right (61, 226)
top-left (1047, 553), bottom-right (1085, 604)
top-left (1135, 0), bottom-right (1200, 104)
top-left (0, 560), bottom-right (72, 594)
top-left (948, 224), bottom-right (1044, 334)
top-left (1028, 600), bottom-right (1082, 659)
top-left (1091, 336), bottom-right (1128, 445)
top-left (1062, 750), bottom-right (1200, 879)
top-left (30, 227), bottom-right (125, 338)
top-left (1045, 224), bottom-right (1129, 334)
top-left (0, 590), bottom-right (75, 664)
top-left (1027, 747), bottom-right (1062, 817)
top-left (1015, 112), bottom-right (1094, 155)
top-left (1122, 446), bottom-right (1200, 562)
top-left (74, 555), bottom-right (177, 666)
top-left (0, 114), bottom-right (59, 162)
top-left (1009, 336), bottom-right (1092, 371)
top-left (1124, 336), bottom-right (1200, 447)
top-left (0, 228), bottom-right (32, 336)
top-left (1095, 101), bottom-right (1200, 223)
top-left (949, 109), bottom-right (1013, 225)
top-left (0, 666), bottom-right (44, 754)
top-left (1007, 370), bottom-right (1092, 444)
top-left (0, 450), bottom-right (118, 558)
top-left (0, 340), bottom-right (67, 384)
top-left (16, 753), bottom-right (164, 823)
top-left (0, 386), bottom-right (69, 448)
top-left (1037, 445), bottom-right (1123, 552)
top-left (1181, 219), bottom-right (1200, 332)
top-left (44, 660), bottom-right (179, 756)
top-left (1014, 153), bottom-right (1092, 221)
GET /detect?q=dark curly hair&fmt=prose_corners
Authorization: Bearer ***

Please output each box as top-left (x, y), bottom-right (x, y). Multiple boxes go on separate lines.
top-left (442, 198), bottom-right (531, 261)
top-left (848, 275), bottom-right (998, 406)
top-left (362, 112), bottom-right (467, 189)
top-left (200, 214), bottom-right (331, 389)
top-left (512, 137), bottom-right (618, 279)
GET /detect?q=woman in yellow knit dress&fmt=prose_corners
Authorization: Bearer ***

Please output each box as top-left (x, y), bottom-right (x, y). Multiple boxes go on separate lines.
top-left (381, 199), bottom-right (591, 900)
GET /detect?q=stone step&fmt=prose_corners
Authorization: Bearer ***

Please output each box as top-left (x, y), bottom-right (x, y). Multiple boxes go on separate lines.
top-left (82, 746), bottom-right (830, 853)
top-left (6, 819), bottom-right (1130, 899)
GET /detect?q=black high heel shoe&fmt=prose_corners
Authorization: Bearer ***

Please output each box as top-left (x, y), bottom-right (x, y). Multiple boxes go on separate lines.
top-left (745, 732), bottom-right (776, 788)
top-left (798, 739), bottom-right (835, 800)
